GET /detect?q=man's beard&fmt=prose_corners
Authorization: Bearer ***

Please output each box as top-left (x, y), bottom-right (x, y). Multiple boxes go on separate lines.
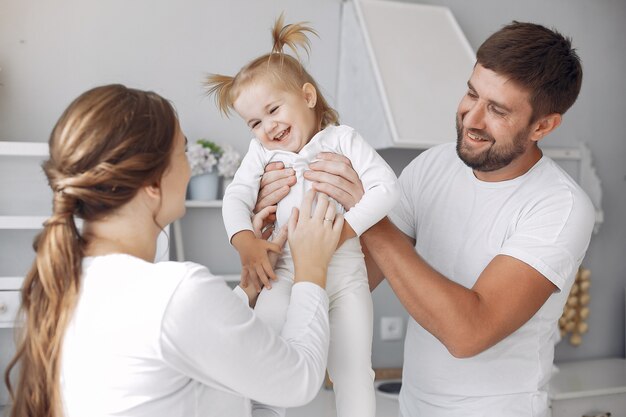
top-left (455, 116), bottom-right (531, 172)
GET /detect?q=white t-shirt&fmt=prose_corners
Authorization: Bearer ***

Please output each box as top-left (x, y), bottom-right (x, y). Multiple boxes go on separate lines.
top-left (389, 143), bottom-right (595, 417)
top-left (60, 254), bottom-right (330, 417)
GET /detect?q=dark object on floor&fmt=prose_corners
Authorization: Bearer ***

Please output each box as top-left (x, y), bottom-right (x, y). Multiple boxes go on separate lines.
top-left (377, 381), bottom-right (402, 394)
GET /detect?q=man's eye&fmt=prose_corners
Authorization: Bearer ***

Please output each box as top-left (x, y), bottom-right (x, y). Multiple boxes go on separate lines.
top-left (467, 91), bottom-right (478, 99)
top-left (490, 105), bottom-right (505, 116)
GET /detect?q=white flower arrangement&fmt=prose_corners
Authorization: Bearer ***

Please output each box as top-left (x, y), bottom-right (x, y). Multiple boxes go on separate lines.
top-left (186, 140), bottom-right (241, 178)
top-left (186, 139), bottom-right (223, 177)
top-left (217, 145), bottom-right (242, 179)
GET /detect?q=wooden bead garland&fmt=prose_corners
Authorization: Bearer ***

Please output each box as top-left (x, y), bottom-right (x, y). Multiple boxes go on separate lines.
top-left (558, 267), bottom-right (591, 346)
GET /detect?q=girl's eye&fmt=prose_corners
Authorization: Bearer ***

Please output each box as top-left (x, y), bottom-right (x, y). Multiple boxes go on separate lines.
top-left (270, 106), bottom-right (278, 114)
top-left (251, 121), bottom-right (260, 129)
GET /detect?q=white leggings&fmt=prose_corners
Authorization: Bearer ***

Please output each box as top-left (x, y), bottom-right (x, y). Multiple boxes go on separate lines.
top-left (251, 257), bottom-right (375, 417)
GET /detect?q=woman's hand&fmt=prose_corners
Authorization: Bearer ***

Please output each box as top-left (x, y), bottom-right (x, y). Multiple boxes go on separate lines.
top-left (288, 190), bottom-right (344, 288)
top-left (305, 153), bottom-right (364, 211)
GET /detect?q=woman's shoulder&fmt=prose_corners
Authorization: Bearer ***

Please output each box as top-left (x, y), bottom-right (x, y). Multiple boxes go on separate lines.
top-left (83, 254), bottom-right (221, 288)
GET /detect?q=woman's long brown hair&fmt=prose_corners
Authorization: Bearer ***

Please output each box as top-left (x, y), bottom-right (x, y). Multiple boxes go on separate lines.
top-left (4, 84), bottom-right (177, 416)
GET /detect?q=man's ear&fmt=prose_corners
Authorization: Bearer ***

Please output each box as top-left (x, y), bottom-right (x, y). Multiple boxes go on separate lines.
top-left (302, 83), bottom-right (317, 108)
top-left (530, 113), bottom-right (562, 143)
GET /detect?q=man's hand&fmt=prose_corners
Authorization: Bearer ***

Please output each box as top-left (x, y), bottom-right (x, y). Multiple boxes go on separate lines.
top-left (305, 152), bottom-right (364, 211)
top-left (254, 162), bottom-right (296, 214)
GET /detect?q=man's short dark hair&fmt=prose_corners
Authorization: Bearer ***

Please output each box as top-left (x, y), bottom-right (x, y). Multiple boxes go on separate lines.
top-left (477, 21), bottom-right (582, 121)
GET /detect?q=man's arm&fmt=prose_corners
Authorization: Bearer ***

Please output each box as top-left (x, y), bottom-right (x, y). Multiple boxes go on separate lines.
top-left (262, 153), bottom-right (558, 357)
top-left (304, 154), bottom-right (559, 358)
top-left (361, 218), bottom-right (556, 358)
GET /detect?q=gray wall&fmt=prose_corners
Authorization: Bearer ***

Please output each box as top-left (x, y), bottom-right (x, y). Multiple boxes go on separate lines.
top-left (0, 0), bottom-right (624, 373)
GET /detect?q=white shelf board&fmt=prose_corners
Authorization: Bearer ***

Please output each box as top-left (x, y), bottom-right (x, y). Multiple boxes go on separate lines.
top-left (0, 141), bottom-right (48, 157)
top-left (185, 200), bottom-right (223, 208)
top-left (0, 277), bottom-right (24, 291)
top-left (0, 216), bottom-right (47, 229)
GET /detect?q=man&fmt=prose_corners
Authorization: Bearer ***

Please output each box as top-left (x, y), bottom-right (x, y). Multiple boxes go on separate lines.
top-left (256, 22), bottom-right (595, 416)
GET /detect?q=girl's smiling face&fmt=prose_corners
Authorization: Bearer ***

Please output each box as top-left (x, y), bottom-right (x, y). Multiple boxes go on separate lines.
top-left (233, 78), bottom-right (319, 153)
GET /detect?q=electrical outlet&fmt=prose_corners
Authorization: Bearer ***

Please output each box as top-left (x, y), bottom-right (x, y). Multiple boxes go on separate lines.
top-left (380, 316), bottom-right (404, 341)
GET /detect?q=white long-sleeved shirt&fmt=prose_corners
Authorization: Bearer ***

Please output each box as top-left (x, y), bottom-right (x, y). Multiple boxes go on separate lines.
top-left (222, 124), bottom-right (399, 244)
top-left (61, 254), bottom-right (330, 417)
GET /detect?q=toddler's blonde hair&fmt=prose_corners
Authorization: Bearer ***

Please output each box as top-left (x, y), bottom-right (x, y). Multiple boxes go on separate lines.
top-left (205, 14), bottom-right (339, 129)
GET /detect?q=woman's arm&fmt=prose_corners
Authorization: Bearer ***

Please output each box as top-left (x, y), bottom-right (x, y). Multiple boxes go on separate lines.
top-left (161, 191), bottom-right (343, 406)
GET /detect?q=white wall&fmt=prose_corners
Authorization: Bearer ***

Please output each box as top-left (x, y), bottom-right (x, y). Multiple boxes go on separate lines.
top-left (1, 0), bottom-right (624, 373)
top-left (0, 0), bottom-right (341, 152)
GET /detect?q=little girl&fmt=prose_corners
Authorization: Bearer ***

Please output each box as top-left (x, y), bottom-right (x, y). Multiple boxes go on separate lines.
top-left (205, 15), bottom-right (399, 417)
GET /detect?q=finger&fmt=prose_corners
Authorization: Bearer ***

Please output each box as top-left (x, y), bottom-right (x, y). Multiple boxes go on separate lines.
top-left (309, 156), bottom-right (358, 180)
top-left (258, 174), bottom-right (296, 200)
top-left (315, 152), bottom-right (353, 165)
top-left (263, 161), bottom-right (286, 173)
top-left (256, 265), bottom-right (273, 289)
top-left (247, 269), bottom-right (262, 294)
top-left (261, 223), bottom-right (275, 240)
top-left (254, 186), bottom-right (291, 213)
top-left (311, 182), bottom-right (354, 208)
top-left (262, 260), bottom-right (278, 282)
top-left (332, 213), bottom-right (345, 233)
top-left (323, 203), bottom-right (336, 226)
top-left (288, 207), bottom-right (299, 236)
top-left (253, 206), bottom-right (278, 237)
top-left (299, 189), bottom-right (316, 220)
top-left (304, 168), bottom-right (359, 190)
top-left (260, 165), bottom-right (294, 187)
top-left (270, 224), bottom-right (288, 248)
top-left (264, 241), bottom-right (283, 255)
top-left (313, 192), bottom-right (330, 221)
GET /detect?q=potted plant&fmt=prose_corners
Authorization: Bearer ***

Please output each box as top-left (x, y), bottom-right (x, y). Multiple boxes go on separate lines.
top-left (186, 139), bottom-right (223, 201)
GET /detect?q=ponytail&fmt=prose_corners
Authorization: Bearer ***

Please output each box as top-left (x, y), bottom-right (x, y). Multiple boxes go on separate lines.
top-left (204, 74), bottom-right (235, 118)
top-left (270, 12), bottom-right (316, 62)
top-left (6, 190), bottom-right (84, 417)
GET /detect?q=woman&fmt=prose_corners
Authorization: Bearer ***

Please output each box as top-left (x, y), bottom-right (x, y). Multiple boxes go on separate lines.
top-left (4, 84), bottom-right (343, 417)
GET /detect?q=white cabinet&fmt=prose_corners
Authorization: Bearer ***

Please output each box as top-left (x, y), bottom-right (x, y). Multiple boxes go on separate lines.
top-left (549, 358), bottom-right (626, 417)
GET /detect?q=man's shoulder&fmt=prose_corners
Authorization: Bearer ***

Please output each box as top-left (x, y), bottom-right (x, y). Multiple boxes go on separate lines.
top-left (405, 142), bottom-right (459, 173)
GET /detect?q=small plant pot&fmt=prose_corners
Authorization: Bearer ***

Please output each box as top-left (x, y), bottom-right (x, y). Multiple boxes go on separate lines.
top-left (188, 172), bottom-right (219, 201)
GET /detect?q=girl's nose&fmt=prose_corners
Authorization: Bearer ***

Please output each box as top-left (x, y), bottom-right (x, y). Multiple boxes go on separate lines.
top-left (265, 120), bottom-right (277, 136)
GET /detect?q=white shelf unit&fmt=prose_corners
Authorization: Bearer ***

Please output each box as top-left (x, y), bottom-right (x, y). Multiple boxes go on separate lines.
top-left (173, 200), bottom-right (238, 283)
top-left (0, 141), bottom-right (49, 330)
top-left (0, 141), bottom-right (48, 294)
